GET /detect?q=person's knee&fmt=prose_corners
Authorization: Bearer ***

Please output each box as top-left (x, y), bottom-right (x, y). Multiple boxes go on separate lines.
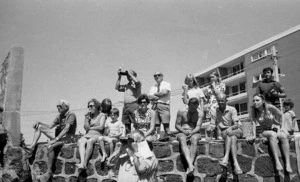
top-left (191, 135), bottom-right (200, 144)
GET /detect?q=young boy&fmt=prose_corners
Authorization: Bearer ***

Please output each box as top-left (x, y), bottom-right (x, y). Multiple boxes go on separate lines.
top-left (98, 108), bottom-right (125, 161)
top-left (282, 99), bottom-right (299, 136)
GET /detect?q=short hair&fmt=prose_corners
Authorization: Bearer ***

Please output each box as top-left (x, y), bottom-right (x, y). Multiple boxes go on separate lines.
top-left (130, 129), bottom-right (145, 142)
top-left (137, 94), bottom-right (150, 104)
top-left (129, 70), bottom-right (137, 77)
top-left (188, 97), bottom-right (199, 105)
top-left (110, 108), bottom-right (120, 116)
top-left (101, 98), bottom-right (112, 114)
top-left (57, 99), bottom-right (70, 109)
top-left (283, 98), bottom-right (294, 109)
top-left (184, 74), bottom-right (199, 88)
top-left (216, 92), bottom-right (227, 101)
top-left (88, 98), bottom-right (101, 111)
top-left (263, 67), bottom-right (273, 74)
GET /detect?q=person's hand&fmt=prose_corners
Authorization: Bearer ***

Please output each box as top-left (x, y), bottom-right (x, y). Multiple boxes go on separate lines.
top-left (271, 90), bottom-right (279, 97)
top-left (184, 130), bottom-right (191, 136)
top-left (118, 67), bottom-right (122, 76)
top-left (33, 122), bottom-right (40, 129)
top-left (246, 136), bottom-right (255, 144)
top-left (182, 84), bottom-right (188, 90)
top-left (225, 127), bottom-right (233, 136)
top-left (47, 139), bottom-right (57, 146)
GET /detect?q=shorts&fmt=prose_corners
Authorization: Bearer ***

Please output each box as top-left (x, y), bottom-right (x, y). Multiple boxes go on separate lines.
top-left (154, 103), bottom-right (170, 125)
top-left (122, 102), bottom-right (139, 125)
top-left (176, 132), bottom-right (201, 141)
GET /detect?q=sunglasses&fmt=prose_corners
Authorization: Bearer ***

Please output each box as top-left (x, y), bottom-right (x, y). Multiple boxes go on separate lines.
top-left (57, 105), bottom-right (62, 108)
top-left (128, 138), bottom-right (135, 143)
top-left (153, 74), bottom-right (162, 78)
top-left (88, 105), bottom-right (95, 108)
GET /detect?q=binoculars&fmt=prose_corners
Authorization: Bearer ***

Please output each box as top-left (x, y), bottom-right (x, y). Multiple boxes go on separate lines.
top-left (120, 71), bottom-right (128, 76)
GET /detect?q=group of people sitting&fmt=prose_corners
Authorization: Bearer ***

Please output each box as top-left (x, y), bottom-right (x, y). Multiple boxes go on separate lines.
top-left (23, 66), bottom-right (297, 181)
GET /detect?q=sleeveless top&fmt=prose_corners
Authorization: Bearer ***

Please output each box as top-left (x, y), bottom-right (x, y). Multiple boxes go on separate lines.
top-left (85, 113), bottom-right (107, 137)
top-left (133, 108), bottom-right (156, 136)
top-left (255, 109), bottom-right (279, 130)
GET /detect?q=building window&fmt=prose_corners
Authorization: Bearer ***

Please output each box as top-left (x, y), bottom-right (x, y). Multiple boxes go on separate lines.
top-left (235, 102), bottom-right (248, 116)
top-left (251, 45), bottom-right (276, 62)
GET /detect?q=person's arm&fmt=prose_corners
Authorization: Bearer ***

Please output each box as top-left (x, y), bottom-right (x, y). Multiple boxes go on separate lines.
top-left (256, 82), bottom-right (261, 94)
top-left (148, 86), bottom-right (159, 101)
top-left (115, 68), bottom-right (123, 91)
top-left (190, 110), bottom-right (203, 135)
top-left (182, 84), bottom-right (188, 105)
top-left (154, 82), bottom-right (171, 98)
top-left (83, 113), bottom-right (91, 131)
top-left (90, 114), bottom-right (107, 131)
top-left (274, 82), bottom-right (286, 98)
top-left (144, 110), bottom-right (156, 137)
top-left (127, 70), bottom-right (140, 85)
top-left (268, 104), bottom-right (283, 125)
top-left (175, 109), bottom-right (189, 135)
top-left (132, 155), bottom-right (152, 174)
top-left (291, 112), bottom-right (296, 130)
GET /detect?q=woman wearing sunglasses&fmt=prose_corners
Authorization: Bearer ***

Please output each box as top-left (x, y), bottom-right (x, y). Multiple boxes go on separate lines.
top-left (133, 94), bottom-right (157, 142)
top-left (76, 98), bottom-right (112, 169)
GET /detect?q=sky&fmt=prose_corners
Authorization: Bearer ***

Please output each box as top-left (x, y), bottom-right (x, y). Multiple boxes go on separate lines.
top-left (1, 0), bottom-right (300, 143)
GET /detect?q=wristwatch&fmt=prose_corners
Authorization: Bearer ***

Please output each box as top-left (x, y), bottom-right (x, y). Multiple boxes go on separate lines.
top-left (55, 137), bottom-right (59, 141)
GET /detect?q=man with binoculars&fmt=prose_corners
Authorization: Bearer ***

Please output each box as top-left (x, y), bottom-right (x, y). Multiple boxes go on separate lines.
top-left (115, 68), bottom-right (141, 134)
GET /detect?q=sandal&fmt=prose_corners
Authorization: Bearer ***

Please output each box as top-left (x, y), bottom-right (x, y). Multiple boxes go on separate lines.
top-left (219, 161), bottom-right (228, 168)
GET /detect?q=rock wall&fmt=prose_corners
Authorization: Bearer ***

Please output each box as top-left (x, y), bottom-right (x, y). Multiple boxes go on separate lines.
top-left (29, 139), bottom-right (299, 182)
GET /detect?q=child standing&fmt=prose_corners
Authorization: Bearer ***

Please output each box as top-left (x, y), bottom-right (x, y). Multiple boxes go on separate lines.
top-left (282, 99), bottom-right (299, 136)
top-left (98, 108), bottom-right (125, 161)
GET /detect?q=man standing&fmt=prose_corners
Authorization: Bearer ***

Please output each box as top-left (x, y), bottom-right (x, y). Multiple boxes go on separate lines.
top-left (115, 68), bottom-right (141, 134)
top-left (148, 72), bottom-right (171, 137)
top-left (210, 92), bottom-right (243, 174)
top-left (256, 67), bottom-right (286, 109)
top-left (25, 100), bottom-right (77, 181)
top-left (175, 97), bottom-right (203, 175)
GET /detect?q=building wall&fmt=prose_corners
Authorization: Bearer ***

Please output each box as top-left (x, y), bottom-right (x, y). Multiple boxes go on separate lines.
top-left (244, 30), bottom-right (300, 117)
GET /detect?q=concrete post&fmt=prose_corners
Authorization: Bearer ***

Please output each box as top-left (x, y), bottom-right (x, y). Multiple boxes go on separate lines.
top-left (0, 47), bottom-right (24, 146)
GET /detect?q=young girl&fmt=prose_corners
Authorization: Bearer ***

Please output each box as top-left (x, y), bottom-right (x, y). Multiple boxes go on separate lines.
top-left (282, 99), bottom-right (299, 135)
top-left (98, 108), bottom-right (125, 161)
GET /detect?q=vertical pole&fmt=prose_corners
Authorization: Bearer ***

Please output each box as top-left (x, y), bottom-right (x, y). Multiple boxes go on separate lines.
top-left (271, 46), bottom-right (282, 111)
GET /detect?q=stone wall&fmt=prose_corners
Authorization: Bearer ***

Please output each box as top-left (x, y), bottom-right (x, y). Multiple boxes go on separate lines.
top-left (28, 139), bottom-right (300, 182)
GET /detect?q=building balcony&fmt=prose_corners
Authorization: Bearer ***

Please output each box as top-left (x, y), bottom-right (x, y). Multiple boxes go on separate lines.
top-left (227, 90), bottom-right (247, 103)
top-left (237, 111), bottom-right (249, 120)
top-left (221, 69), bottom-right (245, 85)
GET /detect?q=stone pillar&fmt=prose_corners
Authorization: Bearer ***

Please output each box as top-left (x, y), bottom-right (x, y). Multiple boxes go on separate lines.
top-left (0, 47), bottom-right (24, 146)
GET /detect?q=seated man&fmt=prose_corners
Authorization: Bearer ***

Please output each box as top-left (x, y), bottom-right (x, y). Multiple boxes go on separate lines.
top-left (175, 97), bottom-right (203, 174)
top-left (210, 92), bottom-right (243, 174)
top-left (107, 130), bottom-right (158, 182)
top-left (25, 100), bottom-right (77, 181)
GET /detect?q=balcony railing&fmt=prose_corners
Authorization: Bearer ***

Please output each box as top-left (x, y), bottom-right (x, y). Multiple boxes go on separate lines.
top-left (221, 69), bottom-right (245, 80)
top-left (199, 69), bottom-right (245, 88)
top-left (226, 89), bottom-right (246, 98)
top-left (237, 110), bottom-right (248, 116)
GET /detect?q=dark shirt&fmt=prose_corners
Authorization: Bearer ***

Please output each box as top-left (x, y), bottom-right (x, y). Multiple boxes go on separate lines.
top-left (256, 79), bottom-right (283, 106)
top-left (53, 111), bottom-right (77, 136)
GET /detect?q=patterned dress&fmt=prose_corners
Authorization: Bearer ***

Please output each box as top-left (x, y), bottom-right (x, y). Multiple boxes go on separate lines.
top-left (206, 82), bottom-right (226, 119)
top-left (133, 108), bottom-right (157, 138)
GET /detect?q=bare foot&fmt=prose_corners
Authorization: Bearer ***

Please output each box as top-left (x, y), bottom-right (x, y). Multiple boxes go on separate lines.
top-left (276, 162), bottom-right (283, 171)
top-left (286, 165), bottom-right (292, 173)
top-left (75, 163), bottom-right (85, 169)
top-left (187, 165), bottom-right (195, 175)
top-left (101, 153), bottom-right (107, 162)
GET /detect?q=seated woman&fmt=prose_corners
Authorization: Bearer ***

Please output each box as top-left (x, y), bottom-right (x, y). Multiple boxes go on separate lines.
top-left (133, 94), bottom-right (157, 142)
top-left (205, 70), bottom-right (226, 140)
top-left (249, 94), bottom-right (292, 172)
top-left (76, 98), bottom-right (111, 169)
top-left (98, 108), bottom-right (125, 160)
top-left (182, 74), bottom-right (205, 109)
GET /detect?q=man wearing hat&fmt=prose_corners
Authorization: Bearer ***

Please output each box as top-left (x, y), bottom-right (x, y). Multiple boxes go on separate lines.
top-left (149, 71), bottom-right (171, 138)
top-left (25, 99), bottom-right (77, 180)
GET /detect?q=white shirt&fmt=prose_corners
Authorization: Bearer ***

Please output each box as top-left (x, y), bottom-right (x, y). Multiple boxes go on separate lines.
top-left (149, 81), bottom-right (171, 104)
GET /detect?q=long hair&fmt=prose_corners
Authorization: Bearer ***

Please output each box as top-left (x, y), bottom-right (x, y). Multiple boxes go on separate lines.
top-left (184, 74), bottom-right (200, 88)
top-left (251, 94), bottom-right (267, 120)
top-left (101, 98), bottom-right (112, 114)
top-left (210, 70), bottom-right (221, 82)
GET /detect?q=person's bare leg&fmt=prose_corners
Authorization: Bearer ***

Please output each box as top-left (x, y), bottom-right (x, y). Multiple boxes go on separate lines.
top-left (221, 135), bottom-right (232, 166)
top-left (230, 136), bottom-right (242, 173)
top-left (263, 131), bottom-right (283, 171)
top-left (190, 134), bottom-right (200, 164)
top-left (105, 137), bottom-right (114, 158)
top-left (279, 133), bottom-right (292, 172)
top-left (83, 138), bottom-right (97, 168)
top-left (178, 134), bottom-right (194, 172)
top-left (98, 139), bottom-right (107, 162)
top-left (29, 125), bottom-right (53, 149)
top-left (76, 137), bottom-right (87, 169)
